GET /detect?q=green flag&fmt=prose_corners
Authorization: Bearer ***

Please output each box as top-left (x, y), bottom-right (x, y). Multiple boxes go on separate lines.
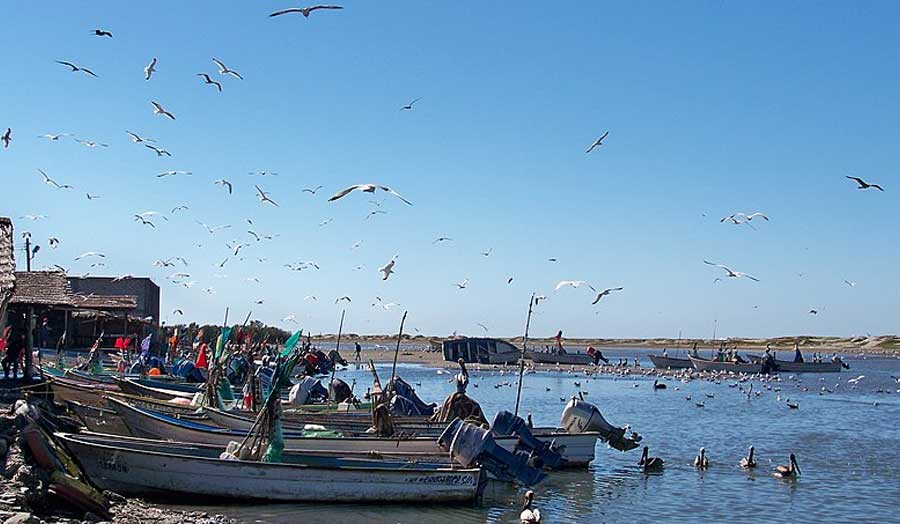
top-left (215, 327), bottom-right (232, 359)
top-left (281, 329), bottom-right (303, 357)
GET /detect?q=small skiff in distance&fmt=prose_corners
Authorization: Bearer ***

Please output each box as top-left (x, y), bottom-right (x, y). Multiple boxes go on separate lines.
top-left (648, 355), bottom-right (693, 370)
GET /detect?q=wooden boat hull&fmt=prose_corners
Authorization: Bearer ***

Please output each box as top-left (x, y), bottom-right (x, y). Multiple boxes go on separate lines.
top-left (689, 357), bottom-right (763, 373)
top-left (48, 377), bottom-right (118, 407)
top-left (110, 398), bottom-right (600, 466)
top-left (648, 355), bottom-right (693, 370)
top-left (113, 377), bottom-right (196, 402)
top-left (526, 351), bottom-right (594, 365)
top-left (65, 401), bottom-right (132, 436)
top-left (57, 433), bottom-right (484, 503)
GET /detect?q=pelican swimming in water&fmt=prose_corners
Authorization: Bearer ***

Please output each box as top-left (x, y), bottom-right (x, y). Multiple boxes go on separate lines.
top-left (740, 446), bottom-right (757, 469)
top-left (774, 453), bottom-right (801, 479)
top-left (653, 379), bottom-right (667, 390)
top-left (519, 490), bottom-right (541, 523)
top-left (694, 447), bottom-right (709, 469)
top-left (638, 446), bottom-right (664, 472)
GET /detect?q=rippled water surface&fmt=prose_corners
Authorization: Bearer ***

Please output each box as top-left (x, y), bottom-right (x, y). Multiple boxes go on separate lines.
top-left (164, 349), bottom-right (900, 523)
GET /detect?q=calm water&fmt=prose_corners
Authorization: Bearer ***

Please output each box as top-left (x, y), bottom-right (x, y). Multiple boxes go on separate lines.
top-left (165, 349), bottom-right (900, 523)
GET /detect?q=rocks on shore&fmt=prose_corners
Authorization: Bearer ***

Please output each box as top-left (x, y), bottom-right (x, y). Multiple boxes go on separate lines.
top-left (1, 402), bottom-right (232, 524)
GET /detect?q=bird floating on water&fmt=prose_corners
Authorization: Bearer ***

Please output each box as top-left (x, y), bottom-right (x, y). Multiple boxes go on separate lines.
top-left (638, 446), bottom-right (664, 472)
top-left (774, 453), bottom-right (801, 479)
top-left (740, 446), bottom-right (757, 469)
top-left (519, 490), bottom-right (541, 524)
top-left (694, 447), bottom-right (709, 469)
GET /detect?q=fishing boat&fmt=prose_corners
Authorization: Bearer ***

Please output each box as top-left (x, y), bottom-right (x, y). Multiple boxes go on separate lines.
top-left (112, 377), bottom-right (197, 402)
top-left (56, 432), bottom-right (484, 504)
top-left (65, 400), bottom-right (132, 435)
top-left (442, 337), bottom-right (521, 364)
top-left (108, 397), bottom-right (601, 466)
top-left (688, 356), bottom-right (763, 373)
top-left (47, 376), bottom-right (118, 407)
top-left (690, 355), bottom-right (845, 373)
top-left (648, 354), bottom-right (693, 370)
top-left (525, 350), bottom-right (593, 366)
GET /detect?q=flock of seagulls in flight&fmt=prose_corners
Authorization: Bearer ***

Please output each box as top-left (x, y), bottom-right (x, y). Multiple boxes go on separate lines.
top-left (0, 4), bottom-right (889, 331)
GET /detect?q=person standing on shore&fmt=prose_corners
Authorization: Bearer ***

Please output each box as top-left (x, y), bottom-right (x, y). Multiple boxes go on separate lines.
top-left (354, 342), bottom-right (361, 363)
top-left (2, 327), bottom-right (23, 379)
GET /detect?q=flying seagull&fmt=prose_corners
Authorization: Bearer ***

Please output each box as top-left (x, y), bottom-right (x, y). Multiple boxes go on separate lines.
top-left (56, 61), bottom-right (97, 77)
top-left (126, 131), bottom-right (153, 143)
top-left (809, 309), bottom-right (818, 315)
top-left (269, 5), bottom-right (344, 18)
top-left (211, 58), bottom-right (243, 80)
top-left (157, 170), bottom-right (191, 177)
top-left (401, 97), bottom-right (421, 111)
top-left (92, 29), bottom-right (113, 37)
top-left (144, 57), bottom-right (157, 80)
top-left (846, 176), bottom-right (884, 191)
top-left (302, 185), bottom-right (323, 195)
top-left (151, 101), bottom-right (175, 120)
top-left (37, 133), bottom-right (71, 141)
top-left (456, 279), bottom-right (469, 290)
top-left (703, 260), bottom-right (760, 282)
top-left (145, 144), bottom-right (171, 156)
top-left (585, 131), bottom-right (609, 153)
top-left (75, 251), bottom-right (105, 261)
top-left (433, 237), bottom-right (453, 244)
top-left (592, 287), bottom-right (624, 304)
top-left (379, 256), bottom-right (397, 281)
top-left (0, 128), bottom-right (9, 149)
top-left (335, 296), bottom-right (352, 304)
top-left (328, 184), bottom-right (413, 205)
top-left (554, 280), bottom-right (596, 292)
top-left (133, 215), bottom-right (156, 228)
top-left (76, 139), bottom-right (108, 148)
top-left (843, 280), bottom-right (855, 287)
top-left (86, 193), bottom-right (100, 200)
top-left (214, 179), bottom-right (233, 194)
top-left (255, 185), bottom-right (279, 206)
top-left (38, 169), bottom-right (73, 189)
top-left (480, 248), bottom-right (492, 257)
top-left (197, 73), bottom-right (222, 92)
top-left (365, 209), bottom-right (387, 220)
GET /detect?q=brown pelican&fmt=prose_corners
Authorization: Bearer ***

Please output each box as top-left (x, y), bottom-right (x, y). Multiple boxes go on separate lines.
top-left (693, 447), bottom-right (709, 469)
top-left (519, 490), bottom-right (541, 524)
top-left (638, 446), bottom-right (664, 472)
top-left (774, 453), bottom-right (801, 479)
top-left (740, 446), bottom-right (757, 469)
top-left (653, 379), bottom-right (667, 390)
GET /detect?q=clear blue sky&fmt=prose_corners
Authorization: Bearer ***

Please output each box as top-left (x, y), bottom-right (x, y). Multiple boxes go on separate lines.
top-left (2, 2), bottom-right (899, 339)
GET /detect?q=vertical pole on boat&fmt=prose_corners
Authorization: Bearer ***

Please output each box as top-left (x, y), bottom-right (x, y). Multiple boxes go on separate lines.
top-left (514, 293), bottom-right (536, 418)
top-left (329, 309), bottom-right (346, 398)
top-left (388, 310), bottom-right (408, 396)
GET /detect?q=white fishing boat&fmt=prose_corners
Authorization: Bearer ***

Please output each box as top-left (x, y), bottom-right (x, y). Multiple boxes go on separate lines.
top-left (108, 397), bottom-right (601, 466)
top-left (56, 432), bottom-right (484, 504)
top-left (648, 354), bottom-right (693, 370)
top-left (525, 350), bottom-right (594, 365)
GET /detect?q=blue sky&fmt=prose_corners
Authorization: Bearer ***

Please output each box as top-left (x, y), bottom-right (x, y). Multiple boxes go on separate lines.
top-left (2, 2), bottom-right (899, 339)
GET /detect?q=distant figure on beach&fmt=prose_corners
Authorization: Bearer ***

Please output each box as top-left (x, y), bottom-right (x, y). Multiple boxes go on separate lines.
top-left (354, 342), bottom-right (361, 363)
top-left (793, 343), bottom-right (804, 363)
top-left (691, 343), bottom-right (699, 358)
top-left (554, 330), bottom-right (567, 355)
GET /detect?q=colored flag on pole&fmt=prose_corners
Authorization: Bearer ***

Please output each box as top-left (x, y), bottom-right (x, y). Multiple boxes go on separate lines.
top-left (281, 330), bottom-right (303, 357)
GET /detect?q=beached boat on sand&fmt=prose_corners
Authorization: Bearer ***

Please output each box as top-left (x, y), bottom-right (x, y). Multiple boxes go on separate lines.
top-left (57, 432), bottom-right (484, 504)
top-left (108, 397), bottom-right (602, 466)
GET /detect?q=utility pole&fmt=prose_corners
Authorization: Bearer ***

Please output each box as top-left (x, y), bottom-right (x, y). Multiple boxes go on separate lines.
top-left (23, 235), bottom-right (34, 380)
top-left (24, 236), bottom-right (31, 272)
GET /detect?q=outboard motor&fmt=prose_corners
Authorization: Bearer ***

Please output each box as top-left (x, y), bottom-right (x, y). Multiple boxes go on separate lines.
top-left (559, 398), bottom-right (642, 452)
top-left (438, 418), bottom-right (546, 487)
top-left (491, 410), bottom-right (565, 469)
top-left (329, 378), bottom-right (354, 403)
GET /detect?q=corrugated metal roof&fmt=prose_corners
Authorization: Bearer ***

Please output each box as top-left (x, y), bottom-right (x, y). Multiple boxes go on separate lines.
top-left (9, 271), bottom-right (75, 306)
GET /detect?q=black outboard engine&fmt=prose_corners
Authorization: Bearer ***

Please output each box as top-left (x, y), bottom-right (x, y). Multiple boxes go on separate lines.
top-left (329, 377), bottom-right (354, 403)
top-left (438, 418), bottom-right (546, 487)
